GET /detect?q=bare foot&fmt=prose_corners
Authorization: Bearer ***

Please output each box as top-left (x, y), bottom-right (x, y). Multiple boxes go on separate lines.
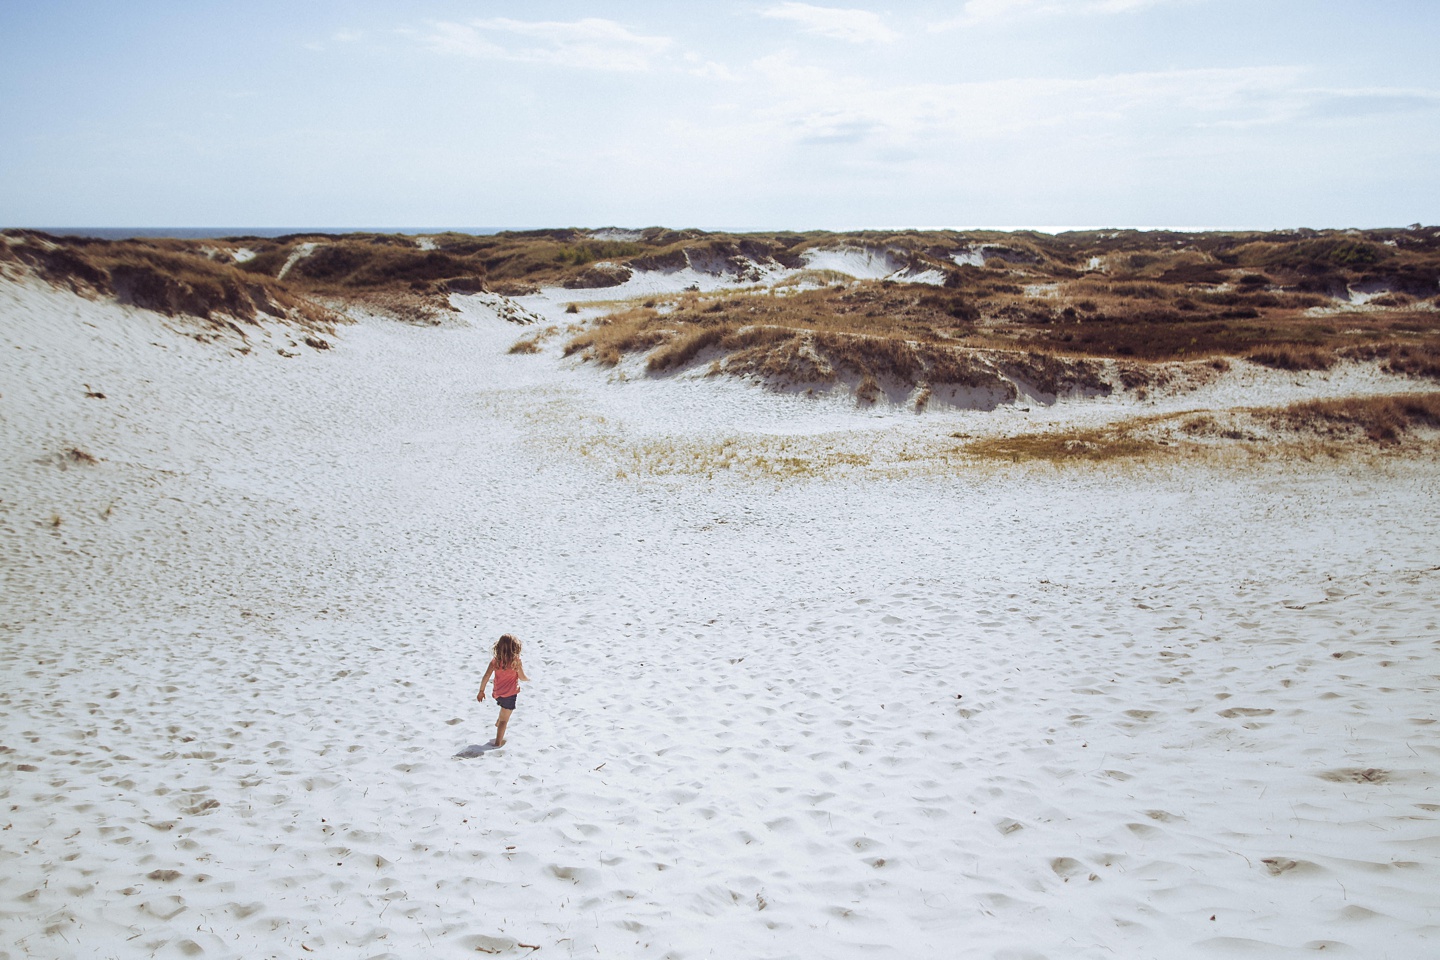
top-left (495, 738), bottom-right (506, 747)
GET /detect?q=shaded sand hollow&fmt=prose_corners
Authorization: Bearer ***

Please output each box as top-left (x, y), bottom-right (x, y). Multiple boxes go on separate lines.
top-left (1, 277), bottom-right (1438, 960)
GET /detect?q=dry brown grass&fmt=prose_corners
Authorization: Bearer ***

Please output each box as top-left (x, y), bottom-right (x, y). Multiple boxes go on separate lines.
top-left (562, 263), bottom-right (1440, 400)
top-left (646, 324), bottom-right (736, 372)
top-left (1340, 339), bottom-right (1440, 380)
top-left (963, 427), bottom-right (1169, 464)
top-left (563, 308), bottom-right (673, 365)
top-left (509, 325), bottom-right (561, 354)
top-left (523, 381), bottom-right (1439, 483)
top-left (519, 399), bottom-right (877, 481)
top-left (11, 227), bottom-right (1440, 384)
top-left (607, 436), bottom-right (874, 480)
top-left (1245, 344), bottom-right (1336, 371)
top-left (563, 286), bottom-right (1118, 400)
top-left (1259, 393), bottom-right (1440, 444)
top-left (341, 289), bottom-right (450, 325)
top-left (959, 391), bottom-right (1440, 465)
top-left (2, 231), bottom-right (339, 331)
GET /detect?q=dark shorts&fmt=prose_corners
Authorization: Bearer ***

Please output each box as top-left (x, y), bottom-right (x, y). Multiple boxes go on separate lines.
top-left (496, 695), bottom-right (517, 711)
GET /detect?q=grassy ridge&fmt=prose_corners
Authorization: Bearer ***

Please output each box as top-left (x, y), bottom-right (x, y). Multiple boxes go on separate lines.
top-left (0, 232), bottom-right (338, 330)
top-left (560, 273), bottom-right (1439, 401)
top-left (4, 226), bottom-right (1437, 385)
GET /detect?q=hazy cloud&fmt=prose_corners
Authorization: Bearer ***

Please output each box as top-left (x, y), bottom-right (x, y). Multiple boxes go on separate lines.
top-left (761, 3), bottom-right (900, 44)
top-left (796, 116), bottom-right (886, 145)
top-left (684, 52), bottom-right (740, 81)
top-left (941, 0), bottom-right (1177, 27)
top-left (304, 28), bottom-right (365, 52)
top-left (731, 59), bottom-right (1387, 153)
top-left (423, 17), bottom-right (672, 71)
top-left (1302, 87), bottom-right (1440, 120)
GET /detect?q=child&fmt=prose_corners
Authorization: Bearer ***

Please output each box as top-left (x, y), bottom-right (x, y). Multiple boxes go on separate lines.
top-left (477, 633), bottom-right (530, 748)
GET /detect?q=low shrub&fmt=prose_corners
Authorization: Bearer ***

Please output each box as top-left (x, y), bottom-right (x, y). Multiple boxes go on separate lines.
top-left (1341, 340), bottom-right (1440, 380)
top-left (1245, 345), bottom-right (1336, 371)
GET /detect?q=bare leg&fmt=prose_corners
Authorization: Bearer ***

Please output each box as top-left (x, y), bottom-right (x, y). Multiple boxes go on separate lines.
top-left (495, 707), bottom-right (513, 746)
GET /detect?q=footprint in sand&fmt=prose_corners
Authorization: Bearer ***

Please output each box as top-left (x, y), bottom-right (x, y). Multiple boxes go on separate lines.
top-left (1260, 857), bottom-right (1324, 877)
top-left (138, 895), bottom-right (186, 920)
top-left (1318, 767), bottom-right (1393, 784)
top-left (1144, 810), bottom-right (1184, 823)
top-left (1050, 857), bottom-right (1086, 879)
top-left (1217, 707), bottom-right (1274, 718)
top-left (454, 933), bottom-right (520, 953)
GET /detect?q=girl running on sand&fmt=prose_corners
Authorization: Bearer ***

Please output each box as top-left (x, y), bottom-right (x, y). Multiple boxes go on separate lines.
top-left (477, 634), bottom-right (530, 747)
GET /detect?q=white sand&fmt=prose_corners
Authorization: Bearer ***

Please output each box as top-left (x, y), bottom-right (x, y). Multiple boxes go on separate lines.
top-left (2, 276), bottom-right (1439, 960)
top-left (513, 242), bottom-right (954, 315)
top-left (275, 242), bottom-right (318, 280)
top-left (799, 247), bottom-right (908, 281)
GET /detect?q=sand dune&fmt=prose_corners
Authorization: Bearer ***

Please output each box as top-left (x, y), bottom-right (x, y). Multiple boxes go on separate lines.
top-left (2, 276), bottom-right (1438, 959)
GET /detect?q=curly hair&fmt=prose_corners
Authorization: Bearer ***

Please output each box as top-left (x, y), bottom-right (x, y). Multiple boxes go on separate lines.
top-left (493, 633), bottom-right (522, 670)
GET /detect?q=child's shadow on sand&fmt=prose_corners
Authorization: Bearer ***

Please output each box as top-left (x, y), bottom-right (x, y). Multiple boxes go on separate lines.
top-left (454, 742), bottom-right (502, 759)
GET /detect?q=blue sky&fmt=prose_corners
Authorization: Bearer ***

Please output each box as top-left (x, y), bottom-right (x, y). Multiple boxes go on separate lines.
top-left (2, 1), bottom-right (1437, 229)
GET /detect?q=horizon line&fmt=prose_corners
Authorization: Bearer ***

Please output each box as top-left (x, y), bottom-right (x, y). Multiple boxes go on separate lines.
top-left (11, 223), bottom-right (1436, 240)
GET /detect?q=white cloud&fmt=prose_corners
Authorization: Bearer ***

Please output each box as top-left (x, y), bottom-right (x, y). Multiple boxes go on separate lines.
top-left (684, 52), bottom-right (739, 81)
top-left (761, 3), bottom-right (900, 44)
top-left (942, 0), bottom-right (1177, 27)
top-left (423, 17), bottom-right (672, 71)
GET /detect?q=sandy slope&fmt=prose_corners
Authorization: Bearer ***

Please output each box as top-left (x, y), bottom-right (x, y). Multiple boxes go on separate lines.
top-left (1, 278), bottom-right (1438, 960)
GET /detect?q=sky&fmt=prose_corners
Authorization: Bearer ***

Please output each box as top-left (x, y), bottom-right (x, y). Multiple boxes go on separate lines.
top-left (1, 0), bottom-right (1437, 230)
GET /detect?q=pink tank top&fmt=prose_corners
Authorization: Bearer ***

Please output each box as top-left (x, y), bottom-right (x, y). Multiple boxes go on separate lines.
top-left (492, 658), bottom-right (519, 698)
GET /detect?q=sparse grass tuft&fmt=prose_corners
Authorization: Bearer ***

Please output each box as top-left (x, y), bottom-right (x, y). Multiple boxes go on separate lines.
top-left (510, 324), bottom-right (564, 354)
top-left (964, 428), bottom-right (1166, 464)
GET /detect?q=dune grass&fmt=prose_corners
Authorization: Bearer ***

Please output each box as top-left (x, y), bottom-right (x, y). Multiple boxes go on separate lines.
top-left (1, 231), bottom-right (338, 329)
top-left (560, 271), bottom-right (1437, 402)
top-left (957, 392), bottom-right (1440, 466)
top-left (7, 226), bottom-right (1438, 376)
top-left (1258, 393), bottom-right (1440, 444)
top-left (961, 426), bottom-right (1172, 464)
top-left (509, 326), bottom-right (561, 355)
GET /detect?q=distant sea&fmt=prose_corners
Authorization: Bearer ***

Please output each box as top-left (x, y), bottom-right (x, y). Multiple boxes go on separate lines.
top-left (29, 228), bottom-right (511, 240)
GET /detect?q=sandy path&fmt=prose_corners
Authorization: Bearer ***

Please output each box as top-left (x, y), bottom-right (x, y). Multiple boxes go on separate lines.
top-left (2, 280), bottom-right (1438, 959)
